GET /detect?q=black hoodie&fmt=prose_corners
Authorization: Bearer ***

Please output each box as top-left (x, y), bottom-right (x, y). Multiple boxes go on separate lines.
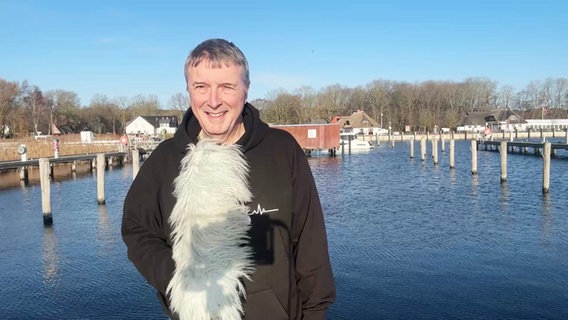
top-left (122, 103), bottom-right (335, 320)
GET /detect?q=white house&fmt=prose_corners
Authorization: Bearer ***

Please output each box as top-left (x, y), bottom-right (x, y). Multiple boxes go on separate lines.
top-left (125, 116), bottom-right (179, 136)
top-left (331, 110), bottom-right (385, 135)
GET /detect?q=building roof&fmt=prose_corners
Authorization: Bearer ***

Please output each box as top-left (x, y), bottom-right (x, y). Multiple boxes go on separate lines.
top-left (332, 110), bottom-right (380, 128)
top-left (460, 109), bottom-right (526, 126)
top-left (127, 115), bottom-right (179, 128)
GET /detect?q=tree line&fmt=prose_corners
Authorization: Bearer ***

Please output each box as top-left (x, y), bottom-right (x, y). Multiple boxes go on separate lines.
top-left (258, 77), bottom-right (568, 132)
top-left (1, 76), bottom-right (567, 138)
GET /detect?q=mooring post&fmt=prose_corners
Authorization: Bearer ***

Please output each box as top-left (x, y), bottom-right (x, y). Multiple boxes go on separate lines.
top-left (471, 139), bottom-right (477, 175)
top-left (19, 167), bottom-right (28, 182)
top-left (500, 141), bottom-right (507, 183)
top-left (542, 142), bottom-right (551, 194)
top-left (96, 154), bottom-right (105, 205)
top-left (420, 137), bottom-right (426, 161)
top-left (39, 158), bottom-right (52, 225)
top-left (132, 149), bottom-right (140, 180)
top-left (449, 138), bottom-right (455, 169)
top-left (433, 138), bottom-right (439, 165)
top-left (409, 137), bottom-right (414, 158)
top-left (440, 135), bottom-right (445, 152)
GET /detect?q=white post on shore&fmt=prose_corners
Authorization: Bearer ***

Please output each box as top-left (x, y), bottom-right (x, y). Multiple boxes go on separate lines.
top-left (132, 149), bottom-right (140, 180)
top-left (96, 154), bottom-right (106, 205)
top-left (542, 142), bottom-right (551, 194)
top-left (471, 140), bottom-right (478, 175)
top-left (420, 137), bottom-right (426, 161)
top-left (39, 158), bottom-right (52, 225)
top-left (409, 137), bottom-right (414, 158)
top-left (433, 138), bottom-right (439, 165)
top-left (449, 139), bottom-right (455, 169)
top-left (500, 141), bottom-right (507, 183)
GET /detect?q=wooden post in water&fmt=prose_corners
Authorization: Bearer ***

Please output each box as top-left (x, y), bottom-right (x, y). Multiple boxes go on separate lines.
top-left (432, 138), bottom-right (439, 165)
top-left (19, 167), bottom-right (28, 182)
top-left (449, 139), bottom-right (455, 169)
top-left (132, 149), bottom-right (140, 180)
top-left (409, 137), bottom-right (414, 158)
top-left (500, 141), bottom-right (507, 183)
top-left (440, 135), bottom-right (445, 152)
top-left (565, 128), bottom-right (568, 144)
top-left (39, 158), bottom-right (52, 225)
top-left (420, 137), bottom-right (426, 161)
top-left (471, 140), bottom-right (477, 175)
top-left (96, 154), bottom-right (106, 205)
top-left (542, 142), bottom-right (551, 194)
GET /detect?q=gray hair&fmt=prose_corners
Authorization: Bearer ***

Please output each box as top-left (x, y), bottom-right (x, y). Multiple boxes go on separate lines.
top-left (184, 38), bottom-right (250, 86)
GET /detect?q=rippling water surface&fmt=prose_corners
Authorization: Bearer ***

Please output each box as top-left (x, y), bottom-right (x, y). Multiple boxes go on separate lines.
top-left (1, 140), bottom-right (567, 319)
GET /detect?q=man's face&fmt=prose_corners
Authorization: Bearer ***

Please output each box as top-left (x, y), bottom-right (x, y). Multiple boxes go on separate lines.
top-left (186, 60), bottom-right (248, 143)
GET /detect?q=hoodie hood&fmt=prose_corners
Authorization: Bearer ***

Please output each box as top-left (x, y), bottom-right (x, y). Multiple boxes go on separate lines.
top-left (172, 102), bottom-right (269, 153)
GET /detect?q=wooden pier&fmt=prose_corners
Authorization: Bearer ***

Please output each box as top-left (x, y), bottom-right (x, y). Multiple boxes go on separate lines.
top-left (406, 137), bottom-right (567, 195)
top-left (478, 140), bottom-right (568, 155)
top-left (0, 150), bottom-right (143, 225)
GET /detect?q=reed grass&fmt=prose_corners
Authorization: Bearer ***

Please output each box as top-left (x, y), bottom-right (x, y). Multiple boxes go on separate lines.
top-left (0, 134), bottom-right (121, 162)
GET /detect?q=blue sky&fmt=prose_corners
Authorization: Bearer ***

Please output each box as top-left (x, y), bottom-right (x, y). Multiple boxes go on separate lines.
top-left (1, 0), bottom-right (566, 107)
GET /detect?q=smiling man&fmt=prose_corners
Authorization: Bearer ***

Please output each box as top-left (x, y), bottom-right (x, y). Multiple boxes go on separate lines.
top-left (122, 39), bottom-right (336, 320)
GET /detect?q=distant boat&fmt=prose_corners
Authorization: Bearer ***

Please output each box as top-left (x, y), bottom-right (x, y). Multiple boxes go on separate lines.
top-left (338, 132), bottom-right (374, 151)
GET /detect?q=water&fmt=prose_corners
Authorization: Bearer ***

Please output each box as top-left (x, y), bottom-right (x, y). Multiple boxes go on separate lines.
top-left (1, 140), bottom-right (567, 319)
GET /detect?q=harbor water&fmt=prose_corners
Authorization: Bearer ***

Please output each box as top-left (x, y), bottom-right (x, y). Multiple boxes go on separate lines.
top-left (1, 140), bottom-right (567, 319)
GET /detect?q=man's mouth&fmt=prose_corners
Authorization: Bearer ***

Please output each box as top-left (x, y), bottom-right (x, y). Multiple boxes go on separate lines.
top-left (207, 111), bottom-right (225, 118)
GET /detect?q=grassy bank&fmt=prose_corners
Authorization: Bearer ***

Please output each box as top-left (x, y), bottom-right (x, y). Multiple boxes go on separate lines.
top-left (0, 134), bottom-right (121, 162)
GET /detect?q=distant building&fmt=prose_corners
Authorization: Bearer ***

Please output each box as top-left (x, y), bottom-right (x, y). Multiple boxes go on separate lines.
top-left (457, 109), bottom-right (525, 133)
top-left (1, 124), bottom-right (11, 138)
top-left (125, 116), bottom-right (179, 136)
top-left (330, 110), bottom-right (385, 135)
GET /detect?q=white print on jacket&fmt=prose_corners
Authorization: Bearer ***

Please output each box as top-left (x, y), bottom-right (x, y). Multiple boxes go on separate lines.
top-left (167, 139), bottom-right (254, 320)
top-left (248, 204), bottom-right (279, 215)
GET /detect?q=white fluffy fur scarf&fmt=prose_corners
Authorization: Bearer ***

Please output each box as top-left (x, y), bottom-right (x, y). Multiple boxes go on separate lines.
top-left (167, 139), bottom-right (254, 320)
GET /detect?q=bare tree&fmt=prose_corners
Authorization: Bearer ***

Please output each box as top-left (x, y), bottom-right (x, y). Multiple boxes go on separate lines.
top-left (0, 78), bottom-right (19, 138)
top-left (168, 92), bottom-right (189, 121)
top-left (21, 81), bottom-right (47, 135)
top-left (44, 90), bottom-right (82, 133)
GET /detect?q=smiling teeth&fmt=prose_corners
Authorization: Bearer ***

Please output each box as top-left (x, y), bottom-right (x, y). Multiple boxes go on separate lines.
top-left (210, 112), bottom-right (223, 117)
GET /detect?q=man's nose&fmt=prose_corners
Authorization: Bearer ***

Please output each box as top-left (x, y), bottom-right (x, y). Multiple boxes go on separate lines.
top-left (207, 88), bottom-right (222, 108)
